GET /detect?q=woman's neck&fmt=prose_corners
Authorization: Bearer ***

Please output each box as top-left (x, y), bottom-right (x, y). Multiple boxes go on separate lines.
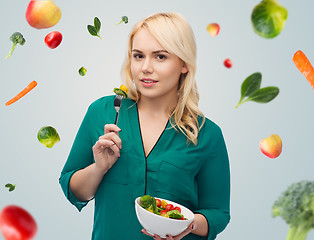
top-left (137, 95), bottom-right (178, 117)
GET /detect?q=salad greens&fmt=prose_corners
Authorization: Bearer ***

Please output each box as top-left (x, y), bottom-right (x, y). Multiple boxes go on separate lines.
top-left (235, 72), bottom-right (279, 108)
top-left (5, 183), bottom-right (16, 192)
top-left (87, 17), bottom-right (102, 39)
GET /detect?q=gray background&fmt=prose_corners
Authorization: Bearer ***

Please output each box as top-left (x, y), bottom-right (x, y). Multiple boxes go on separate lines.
top-left (1, 0), bottom-right (314, 239)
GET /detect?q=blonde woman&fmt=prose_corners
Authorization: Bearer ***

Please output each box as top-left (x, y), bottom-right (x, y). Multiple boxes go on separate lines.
top-left (59, 12), bottom-right (230, 240)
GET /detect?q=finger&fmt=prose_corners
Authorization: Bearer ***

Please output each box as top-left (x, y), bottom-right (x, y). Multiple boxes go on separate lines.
top-left (104, 124), bottom-right (121, 134)
top-left (95, 139), bottom-right (120, 158)
top-left (141, 229), bottom-right (153, 237)
top-left (100, 132), bottom-right (122, 149)
top-left (93, 139), bottom-right (115, 152)
top-left (171, 223), bottom-right (193, 240)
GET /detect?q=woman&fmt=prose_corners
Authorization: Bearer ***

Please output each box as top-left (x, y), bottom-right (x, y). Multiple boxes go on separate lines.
top-left (59, 12), bottom-right (230, 240)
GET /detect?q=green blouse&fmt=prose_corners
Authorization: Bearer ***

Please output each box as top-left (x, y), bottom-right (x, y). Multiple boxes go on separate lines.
top-left (59, 95), bottom-right (230, 240)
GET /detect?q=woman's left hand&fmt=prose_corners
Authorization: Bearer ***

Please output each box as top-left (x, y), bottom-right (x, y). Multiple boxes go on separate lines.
top-left (141, 222), bottom-right (195, 240)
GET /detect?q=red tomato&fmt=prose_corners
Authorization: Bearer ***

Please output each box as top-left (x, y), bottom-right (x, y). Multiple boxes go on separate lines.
top-left (160, 210), bottom-right (167, 215)
top-left (224, 58), bottom-right (232, 68)
top-left (0, 205), bottom-right (37, 240)
top-left (155, 199), bottom-right (162, 208)
top-left (174, 206), bottom-right (181, 213)
top-left (165, 204), bottom-right (174, 212)
top-left (44, 31), bottom-right (63, 49)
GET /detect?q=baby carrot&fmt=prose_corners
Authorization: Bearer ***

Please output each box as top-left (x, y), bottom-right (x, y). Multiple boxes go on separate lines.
top-left (5, 80), bottom-right (37, 106)
top-left (293, 50), bottom-right (314, 89)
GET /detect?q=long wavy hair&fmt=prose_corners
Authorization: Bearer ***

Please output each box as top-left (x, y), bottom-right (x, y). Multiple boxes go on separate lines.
top-left (121, 12), bottom-right (205, 145)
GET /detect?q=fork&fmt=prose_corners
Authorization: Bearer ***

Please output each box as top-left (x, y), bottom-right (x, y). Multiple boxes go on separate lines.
top-left (114, 95), bottom-right (123, 125)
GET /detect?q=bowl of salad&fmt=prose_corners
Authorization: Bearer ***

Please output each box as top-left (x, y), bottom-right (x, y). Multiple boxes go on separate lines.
top-left (135, 195), bottom-right (194, 238)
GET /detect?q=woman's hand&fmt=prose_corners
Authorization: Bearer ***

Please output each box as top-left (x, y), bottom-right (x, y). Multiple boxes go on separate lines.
top-left (141, 222), bottom-right (195, 240)
top-left (92, 124), bottom-right (122, 174)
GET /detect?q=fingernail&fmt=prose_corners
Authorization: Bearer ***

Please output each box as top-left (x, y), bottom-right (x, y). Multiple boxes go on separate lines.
top-left (118, 153), bottom-right (120, 157)
top-left (119, 145), bottom-right (122, 149)
top-left (166, 235), bottom-right (169, 237)
top-left (153, 236), bottom-right (157, 239)
top-left (192, 224), bottom-right (195, 230)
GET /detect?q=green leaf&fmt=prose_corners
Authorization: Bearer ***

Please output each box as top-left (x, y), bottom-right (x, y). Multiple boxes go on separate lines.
top-left (94, 17), bottom-right (101, 32)
top-left (87, 25), bottom-right (98, 36)
top-left (241, 72), bottom-right (262, 99)
top-left (5, 183), bottom-right (16, 192)
top-left (247, 86), bottom-right (280, 103)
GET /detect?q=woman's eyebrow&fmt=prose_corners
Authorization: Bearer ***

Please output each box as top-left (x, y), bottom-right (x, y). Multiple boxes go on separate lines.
top-left (132, 49), bottom-right (169, 54)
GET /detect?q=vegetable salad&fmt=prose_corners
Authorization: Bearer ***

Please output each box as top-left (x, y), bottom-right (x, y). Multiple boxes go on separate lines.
top-left (139, 195), bottom-right (187, 220)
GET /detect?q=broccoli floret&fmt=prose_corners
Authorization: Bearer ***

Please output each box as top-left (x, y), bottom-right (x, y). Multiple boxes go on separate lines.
top-left (5, 32), bottom-right (26, 59)
top-left (272, 180), bottom-right (314, 240)
top-left (115, 16), bottom-right (128, 25)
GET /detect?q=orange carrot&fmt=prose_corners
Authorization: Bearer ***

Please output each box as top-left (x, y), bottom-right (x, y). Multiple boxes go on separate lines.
top-left (293, 50), bottom-right (314, 89)
top-left (5, 81), bottom-right (37, 106)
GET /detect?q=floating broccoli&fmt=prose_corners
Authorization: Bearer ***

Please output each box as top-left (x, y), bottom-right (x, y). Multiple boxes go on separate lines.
top-left (5, 32), bottom-right (26, 59)
top-left (37, 126), bottom-right (60, 148)
top-left (272, 180), bottom-right (314, 240)
top-left (115, 16), bottom-right (128, 25)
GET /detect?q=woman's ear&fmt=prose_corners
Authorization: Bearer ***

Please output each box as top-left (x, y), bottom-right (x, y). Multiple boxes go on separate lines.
top-left (181, 63), bottom-right (188, 74)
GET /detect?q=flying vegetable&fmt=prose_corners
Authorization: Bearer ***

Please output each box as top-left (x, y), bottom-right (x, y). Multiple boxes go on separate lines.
top-left (272, 180), bottom-right (314, 240)
top-left (5, 32), bottom-right (26, 59)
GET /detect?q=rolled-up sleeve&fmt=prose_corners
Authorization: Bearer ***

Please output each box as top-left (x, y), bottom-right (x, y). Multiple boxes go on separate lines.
top-left (59, 103), bottom-right (96, 212)
top-left (195, 124), bottom-right (230, 240)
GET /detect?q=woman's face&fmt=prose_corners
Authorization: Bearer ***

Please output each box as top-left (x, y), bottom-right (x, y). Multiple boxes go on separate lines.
top-left (130, 28), bottom-right (188, 101)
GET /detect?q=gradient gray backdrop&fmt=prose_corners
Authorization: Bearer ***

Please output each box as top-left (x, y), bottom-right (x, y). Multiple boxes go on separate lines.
top-left (1, 0), bottom-right (314, 239)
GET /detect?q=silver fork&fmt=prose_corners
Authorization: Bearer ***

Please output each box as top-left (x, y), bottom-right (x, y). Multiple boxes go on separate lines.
top-left (114, 95), bottom-right (123, 125)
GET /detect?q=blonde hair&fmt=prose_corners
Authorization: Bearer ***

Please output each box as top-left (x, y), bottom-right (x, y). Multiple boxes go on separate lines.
top-left (121, 12), bottom-right (205, 145)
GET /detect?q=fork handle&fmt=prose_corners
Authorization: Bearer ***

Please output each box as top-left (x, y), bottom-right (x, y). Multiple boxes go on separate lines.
top-left (114, 112), bottom-right (119, 125)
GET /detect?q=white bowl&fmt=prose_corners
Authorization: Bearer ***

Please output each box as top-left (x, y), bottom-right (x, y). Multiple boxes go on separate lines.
top-left (135, 197), bottom-right (194, 238)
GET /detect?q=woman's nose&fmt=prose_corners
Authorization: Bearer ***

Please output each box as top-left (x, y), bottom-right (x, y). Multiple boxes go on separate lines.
top-left (142, 58), bottom-right (153, 74)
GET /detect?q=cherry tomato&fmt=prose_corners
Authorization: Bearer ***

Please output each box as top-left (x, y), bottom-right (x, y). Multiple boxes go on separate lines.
top-left (0, 205), bottom-right (37, 240)
top-left (165, 204), bottom-right (174, 212)
top-left (155, 199), bottom-right (162, 208)
top-left (160, 210), bottom-right (167, 215)
top-left (224, 58), bottom-right (232, 68)
top-left (174, 206), bottom-right (181, 213)
top-left (161, 200), bottom-right (168, 208)
top-left (44, 31), bottom-right (63, 49)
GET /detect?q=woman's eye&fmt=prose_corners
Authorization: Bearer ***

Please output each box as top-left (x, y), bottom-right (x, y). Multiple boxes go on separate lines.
top-left (133, 54), bottom-right (144, 59)
top-left (156, 54), bottom-right (166, 60)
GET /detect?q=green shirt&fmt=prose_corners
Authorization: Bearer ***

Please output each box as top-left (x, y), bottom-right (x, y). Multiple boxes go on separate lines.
top-left (59, 95), bottom-right (230, 240)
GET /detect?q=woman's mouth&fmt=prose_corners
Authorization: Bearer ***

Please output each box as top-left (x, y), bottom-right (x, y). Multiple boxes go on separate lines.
top-left (140, 79), bottom-right (158, 87)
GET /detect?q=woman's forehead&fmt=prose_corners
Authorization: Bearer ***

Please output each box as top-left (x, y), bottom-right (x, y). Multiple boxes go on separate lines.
top-left (132, 28), bottom-right (165, 52)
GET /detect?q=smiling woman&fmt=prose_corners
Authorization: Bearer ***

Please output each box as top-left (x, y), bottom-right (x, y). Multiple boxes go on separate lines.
top-left (59, 12), bottom-right (230, 240)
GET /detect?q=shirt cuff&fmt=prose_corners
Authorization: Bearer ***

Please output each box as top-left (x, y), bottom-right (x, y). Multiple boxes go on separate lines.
top-left (59, 169), bottom-right (89, 212)
top-left (194, 209), bottom-right (230, 240)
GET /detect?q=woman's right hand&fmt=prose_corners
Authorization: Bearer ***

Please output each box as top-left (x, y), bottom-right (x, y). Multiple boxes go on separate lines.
top-left (92, 124), bottom-right (122, 174)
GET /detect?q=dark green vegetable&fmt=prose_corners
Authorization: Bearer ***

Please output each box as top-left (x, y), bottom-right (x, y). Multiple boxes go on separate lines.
top-left (37, 126), bottom-right (60, 148)
top-left (140, 195), bottom-right (157, 213)
top-left (88, 17), bottom-right (102, 39)
top-left (5, 32), bottom-right (26, 59)
top-left (167, 210), bottom-right (183, 219)
top-left (79, 67), bottom-right (87, 76)
top-left (272, 180), bottom-right (314, 240)
top-left (251, 0), bottom-right (288, 39)
top-left (115, 16), bottom-right (128, 25)
top-left (113, 88), bottom-right (128, 99)
top-left (235, 72), bottom-right (279, 108)
top-left (5, 183), bottom-right (16, 192)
